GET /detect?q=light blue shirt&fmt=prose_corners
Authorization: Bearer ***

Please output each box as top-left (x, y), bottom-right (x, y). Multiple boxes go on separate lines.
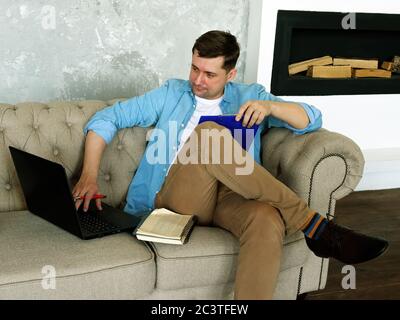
top-left (84, 79), bottom-right (322, 216)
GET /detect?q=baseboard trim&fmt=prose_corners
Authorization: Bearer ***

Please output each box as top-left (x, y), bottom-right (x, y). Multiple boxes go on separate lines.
top-left (355, 148), bottom-right (400, 191)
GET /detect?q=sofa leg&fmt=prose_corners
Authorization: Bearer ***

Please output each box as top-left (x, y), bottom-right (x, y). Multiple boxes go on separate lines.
top-left (296, 293), bottom-right (308, 300)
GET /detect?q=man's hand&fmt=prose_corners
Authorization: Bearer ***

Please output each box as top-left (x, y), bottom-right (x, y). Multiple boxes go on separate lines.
top-left (72, 174), bottom-right (102, 212)
top-left (235, 100), bottom-right (275, 128)
top-left (73, 130), bottom-right (107, 212)
top-left (236, 100), bottom-right (310, 130)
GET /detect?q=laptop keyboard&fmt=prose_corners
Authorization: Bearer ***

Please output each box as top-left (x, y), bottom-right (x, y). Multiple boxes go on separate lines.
top-left (78, 212), bottom-right (121, 234)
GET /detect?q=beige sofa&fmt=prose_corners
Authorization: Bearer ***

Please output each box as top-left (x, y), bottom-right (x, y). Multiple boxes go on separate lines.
top-left (0, 99), bottom-right (364, 299)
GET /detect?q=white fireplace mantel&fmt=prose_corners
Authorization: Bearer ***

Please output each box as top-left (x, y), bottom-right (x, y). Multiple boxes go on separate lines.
top-left (244, 0), bottom-right (400, 191)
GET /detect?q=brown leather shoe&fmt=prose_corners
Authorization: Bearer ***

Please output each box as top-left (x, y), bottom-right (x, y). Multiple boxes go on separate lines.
top-left (305, 221), bottom-right (389, 264)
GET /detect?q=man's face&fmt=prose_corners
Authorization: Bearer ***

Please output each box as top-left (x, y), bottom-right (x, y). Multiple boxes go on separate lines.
top-left (189, 50), bottom-right (237, 99)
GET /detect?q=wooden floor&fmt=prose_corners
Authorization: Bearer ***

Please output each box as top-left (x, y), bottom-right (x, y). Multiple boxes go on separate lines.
top-left (305, 188), bottom-right (400, 300)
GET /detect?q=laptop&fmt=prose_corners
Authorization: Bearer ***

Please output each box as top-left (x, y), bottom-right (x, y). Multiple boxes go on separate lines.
top-left (198, 115), bottom-right (260, 151)
top-left (9, 146), bottom-right (144, 240)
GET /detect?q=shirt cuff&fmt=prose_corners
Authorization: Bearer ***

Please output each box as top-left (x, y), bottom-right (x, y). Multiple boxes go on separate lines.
top-left (277, 102), bottom-right (322, 135)
top-left (83, 120), bottom-right (117, 144)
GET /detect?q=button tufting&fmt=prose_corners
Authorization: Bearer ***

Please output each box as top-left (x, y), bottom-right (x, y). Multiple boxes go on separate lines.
top-left (53, 149), bottom-right (59, 156)
top-left (5, 184), bottom-right (11, 191)
top-left (67, 122), bottom-right (72, 127)
top-left (104, 174), bottom-right (111, 181)
top-left (33, 124), bottom-right (39, 130)
top-left (117, 145), bottom-right (123, 150)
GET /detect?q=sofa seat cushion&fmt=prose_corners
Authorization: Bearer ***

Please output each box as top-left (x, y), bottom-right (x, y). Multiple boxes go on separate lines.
top-left (150, 226), bottom-right (309, 290)
top-left (0, 211), bottom-right (155, 299)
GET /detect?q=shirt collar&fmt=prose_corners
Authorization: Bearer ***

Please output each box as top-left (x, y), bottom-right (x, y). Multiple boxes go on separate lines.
top-left (184, 80), bottom-right (234, 104)
top-left (222, 82), bottom-right (234, 104)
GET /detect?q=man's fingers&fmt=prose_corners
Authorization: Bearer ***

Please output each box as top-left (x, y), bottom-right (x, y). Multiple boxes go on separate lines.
top-left (246, 112), bottom-right (258, 128)
top-left (248, 110), bottom-right (263, 128)
top-left (83, 192), bottom-right (95, 212)
top-left (75, 199), bottom-right (82, 210)
top-left (256, 112), bottom-right (265, 125)
top-left (236, 102), bottom-right (250, 121)
top-left (74, 192), bottom-right (102, 212)
top-left (95, 198), bottom-right (103, 211)
top-left (242, 107), bottom-right (255, 127)
top-left (72, 180), bottom-right (101, 212)
top-left (83, 199), bottom-right (91, 212)
top-left (73, 188), bottom-right (83, 210)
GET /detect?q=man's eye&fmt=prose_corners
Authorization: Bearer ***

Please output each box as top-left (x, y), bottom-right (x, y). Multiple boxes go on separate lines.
top-left (207, 74), bottom-right (215, 78)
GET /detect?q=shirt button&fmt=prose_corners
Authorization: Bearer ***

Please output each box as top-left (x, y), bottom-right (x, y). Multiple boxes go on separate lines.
top-left (163, 169), bottom-right (166, 172)
top-left (181, 123), bottom-right (184, 127)
top-left (172, 146), bottom-right (176, 150)
top-left (192, 105), bottom-right (195, 108)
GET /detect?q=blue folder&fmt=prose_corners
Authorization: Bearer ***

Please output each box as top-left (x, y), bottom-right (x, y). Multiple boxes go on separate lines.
top-left (198, 115), bottom-right (259, 151)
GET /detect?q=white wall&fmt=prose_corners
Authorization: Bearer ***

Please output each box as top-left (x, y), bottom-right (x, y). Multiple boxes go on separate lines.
top-left (246, 0), bottom-right (400, 190)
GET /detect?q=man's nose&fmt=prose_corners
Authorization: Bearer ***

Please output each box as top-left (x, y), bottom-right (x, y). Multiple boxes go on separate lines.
top-left (194, 73), bottom-right (205, 85)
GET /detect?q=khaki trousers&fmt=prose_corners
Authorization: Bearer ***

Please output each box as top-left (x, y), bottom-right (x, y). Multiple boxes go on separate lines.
top-left (154, 121), bottom-right (315, 299)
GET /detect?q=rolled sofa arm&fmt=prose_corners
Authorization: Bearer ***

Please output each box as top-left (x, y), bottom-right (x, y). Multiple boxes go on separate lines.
top-left (260, 128), bottom-right (365, 218)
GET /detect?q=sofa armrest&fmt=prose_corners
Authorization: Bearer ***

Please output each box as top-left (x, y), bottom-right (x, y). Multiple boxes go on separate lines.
top-left (260, 128), bottom-right (365, 218)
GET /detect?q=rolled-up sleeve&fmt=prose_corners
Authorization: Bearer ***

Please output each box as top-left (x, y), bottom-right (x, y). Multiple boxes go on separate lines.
top-left (258, 85), bottom-right (323, 135)
top-left (83, 81), bottom-right (170, 144)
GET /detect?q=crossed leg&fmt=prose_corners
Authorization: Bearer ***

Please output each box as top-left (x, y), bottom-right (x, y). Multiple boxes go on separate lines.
top-left (154, 121), bottom-right (315, 299)
top-left (155, 121), bottom-right (315, 233)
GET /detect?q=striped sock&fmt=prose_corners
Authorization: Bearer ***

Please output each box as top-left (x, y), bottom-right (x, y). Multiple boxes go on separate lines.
top-left (301, 213), bottom-right (328, 240)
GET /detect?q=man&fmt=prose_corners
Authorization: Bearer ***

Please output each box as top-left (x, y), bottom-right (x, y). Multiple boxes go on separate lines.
top-left (73, 30), bottom-right (388, 299)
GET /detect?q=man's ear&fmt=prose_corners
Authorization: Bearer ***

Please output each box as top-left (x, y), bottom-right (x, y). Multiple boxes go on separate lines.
top-left (227, 68), bottom-right (237, 81)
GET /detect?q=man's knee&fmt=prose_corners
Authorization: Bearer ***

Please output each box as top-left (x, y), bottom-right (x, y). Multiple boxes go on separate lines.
top-left (243, 203), bottom-right (285, 240)
top-left (191, 121), bottom-right (236, 162)
top-left (191, 121), bottom-right (232, 148)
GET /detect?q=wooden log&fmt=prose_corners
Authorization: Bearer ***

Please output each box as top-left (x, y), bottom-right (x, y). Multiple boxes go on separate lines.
top-left (333, 58), bottom-right (378, 69)
top-left (307, 65), bottom-right (352, 78)
top-left (288, 56), bottom-right (333, 75)
top-left (352, 69), bottom-right (392, 78)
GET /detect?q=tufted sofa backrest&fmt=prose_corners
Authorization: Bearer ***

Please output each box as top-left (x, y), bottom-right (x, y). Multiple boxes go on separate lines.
top-left (0, 99), bottom-right (150, 213)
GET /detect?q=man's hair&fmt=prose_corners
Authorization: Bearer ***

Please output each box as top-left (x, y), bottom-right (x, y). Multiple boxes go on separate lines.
top-left (192, 30), bottom-right (240, 72)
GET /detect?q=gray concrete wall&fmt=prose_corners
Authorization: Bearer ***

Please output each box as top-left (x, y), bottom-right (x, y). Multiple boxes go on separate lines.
top-left (0, 0), bottom-right (250, 104)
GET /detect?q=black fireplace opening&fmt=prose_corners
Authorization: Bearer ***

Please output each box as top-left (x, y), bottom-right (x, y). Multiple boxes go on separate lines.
top-left (271, 10), bottom-right (400, 96)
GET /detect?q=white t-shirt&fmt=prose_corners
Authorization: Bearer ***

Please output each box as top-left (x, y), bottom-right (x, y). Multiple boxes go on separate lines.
top-left (168, 95), bottom-right (223, 173)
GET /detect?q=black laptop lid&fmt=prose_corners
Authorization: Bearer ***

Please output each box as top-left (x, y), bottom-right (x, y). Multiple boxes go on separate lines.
top-left (9, 146), bottom-right (82, 236)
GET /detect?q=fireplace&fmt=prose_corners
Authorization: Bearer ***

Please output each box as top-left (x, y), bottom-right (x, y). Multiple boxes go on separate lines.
top-left (270, 10), bottom-right (400, 95)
